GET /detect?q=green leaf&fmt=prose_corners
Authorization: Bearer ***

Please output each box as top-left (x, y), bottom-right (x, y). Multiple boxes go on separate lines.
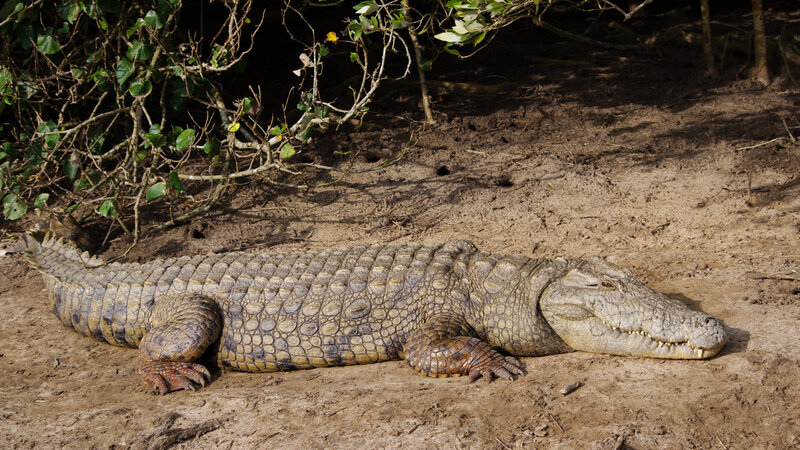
top-left (299, 127), bottom-right (313, 141)
top-left (96, 77), bottom-right (113, 92)
top-left (37, 120), bottom-right (59, 149)
top-left (269, 125), bottom-right (286, 136)
top-left (63, 158), bottom-right (78, 180)
top-left (314, 105), bottom-right (330, 119)
top-left (349, 52), bottom-right (358, 63)
top-left (74, 171), bottom-right (102, 191)
top-left (354, 2), bottom-right (378, 14)
top-left (297, 102), bottom-right (310, 112)
top-left (442, 45), bottom-right (462, 57)
top-left (90, 67), bottom-right (108, 81)
top-left (126, 18), bottom-right (145, 38)
top-left (0, 67), bottom-right (12, 94)
top-left (434, 31), bottom-right (464, 43)
top-left (36, 34), bottom-right (62, 55)
top-left (169, 81), bottom-right (190, 111)
top-left (89, 131), bottom-right (107, 155)
top-left (128, 78), bottom-right (153, 97)
top-left (0, 142), bottom-right (17, 161)
top-left (115, 58), bottom-right (134, 85)
top-left (241, 97), bottom-right (252, 114)
top-left (143, 9), bottom-right (165, 29)
top-left (2, 193), bottom-right (27, 220)
top-left (145, 132), bottom-right (166, 148)
top-left (227, 122), bottom-right (240, 132)
top-left (203, 138), bottom-right (221, 160)
top-left (175, 128), bottom-right (195, 151)
top-left (280, 143), bottom-right (296, 161)
top-left (166, 126), bottom-right (184, 146)
top-left (146, 182), bottom-right (166, 202)
top-left (34, 193), bottom-right (49, 209)
top-left (97, 199), bottom-right (118, 217)
top-left (169, 171), bottom-right (184, 191)
top-left (134, 149), bottom-right (148, 164)
top-left (160, 0), bottom-right (176, 18)
top-left (319, 44), bottom-right (329, 57)
top-left (126, 40), bottom-right (153, 61)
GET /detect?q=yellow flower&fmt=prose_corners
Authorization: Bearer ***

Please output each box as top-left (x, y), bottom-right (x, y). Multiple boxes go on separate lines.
top-left (325, 32), bottom-right (338, 43)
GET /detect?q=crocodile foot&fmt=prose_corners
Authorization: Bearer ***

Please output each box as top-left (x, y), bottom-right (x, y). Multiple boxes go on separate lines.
top-left (465, 347), bottom-right (527, 382)
top-left (138, 360), bottom-right (211, 395)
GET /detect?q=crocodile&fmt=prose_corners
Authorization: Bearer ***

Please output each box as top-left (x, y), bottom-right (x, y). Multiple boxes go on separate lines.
top-left (21, 235), bottom-right (727, 394)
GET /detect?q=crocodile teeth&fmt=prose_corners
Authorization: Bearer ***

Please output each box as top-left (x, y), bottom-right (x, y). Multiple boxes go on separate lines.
top-left (696, 348), bottom-right (704, 358)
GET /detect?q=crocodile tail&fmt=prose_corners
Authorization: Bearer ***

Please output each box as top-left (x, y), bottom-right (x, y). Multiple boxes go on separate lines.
top-left (22, 233), bottom-right (105, 280)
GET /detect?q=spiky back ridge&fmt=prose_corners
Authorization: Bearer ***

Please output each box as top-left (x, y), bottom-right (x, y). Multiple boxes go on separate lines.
top-left (22, 234), bottom-right (105, 279)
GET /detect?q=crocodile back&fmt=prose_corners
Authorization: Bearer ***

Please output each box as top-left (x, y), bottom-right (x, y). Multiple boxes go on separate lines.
top-left (204, 241), bottom-right (482, 371)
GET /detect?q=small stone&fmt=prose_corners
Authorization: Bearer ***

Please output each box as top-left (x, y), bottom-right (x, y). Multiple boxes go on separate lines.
top-left (560, 381), bottom-right (583, 396)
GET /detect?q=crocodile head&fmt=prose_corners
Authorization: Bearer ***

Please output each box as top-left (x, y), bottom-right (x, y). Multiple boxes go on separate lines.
top-left (539, 257), bottom-right (727, 359)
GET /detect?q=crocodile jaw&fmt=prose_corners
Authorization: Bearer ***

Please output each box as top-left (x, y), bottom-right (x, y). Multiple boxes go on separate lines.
top-left (538, 257), bottom-right (727, 359)
top-left (548, 315), bottom-right (727, 359)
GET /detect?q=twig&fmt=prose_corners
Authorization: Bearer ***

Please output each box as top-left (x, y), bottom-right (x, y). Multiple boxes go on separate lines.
top-left (700, 0), bottom-right (718, 77)
top-left (751, 0), bottom-right (770, 85)
top-left (782, 119), bottom-right (797, 143)
top-left (402, 0), bottom-right (434, 124)
top-left (735, 138), bottom-right (783, 151)
top-left (599, 0), bottom-right (654, 21)
top-left (747, 271), bottom-right (799, 281)
top-left (548, 413), bottom-right (564, 433)
top-left (532, 17), bottom-right (646, 51)
top-left (494, 437), bottom-right (511, 450)
top-left (0, 0), bottom-right (44, 27)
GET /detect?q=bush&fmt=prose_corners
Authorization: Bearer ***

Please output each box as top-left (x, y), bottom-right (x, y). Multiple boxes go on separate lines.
top-left (0, 0), bottom-right (416, 235)
top-left (1, 0), bottom-right (650, 236)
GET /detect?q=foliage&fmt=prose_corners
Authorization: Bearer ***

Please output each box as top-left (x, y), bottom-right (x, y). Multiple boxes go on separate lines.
top-left (0, 0), bottom-right (648, 236)
top-left (0, 0), bottom-right (415, 236)
top-left (432, 0), bottom-right (653, 55)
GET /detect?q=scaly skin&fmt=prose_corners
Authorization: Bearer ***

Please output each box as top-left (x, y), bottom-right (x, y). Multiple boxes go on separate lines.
top-left (22, 236), bottom-right (727, 394)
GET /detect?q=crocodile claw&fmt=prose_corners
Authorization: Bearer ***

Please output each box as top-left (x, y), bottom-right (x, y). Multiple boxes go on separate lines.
top-left (468, 355), bottom-right (526, 383)
top-left (139, 361), bottom-right (211, 395)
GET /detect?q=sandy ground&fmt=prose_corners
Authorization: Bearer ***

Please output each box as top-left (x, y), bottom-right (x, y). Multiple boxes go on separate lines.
top-left (2, 9), bottom-right (800, 449)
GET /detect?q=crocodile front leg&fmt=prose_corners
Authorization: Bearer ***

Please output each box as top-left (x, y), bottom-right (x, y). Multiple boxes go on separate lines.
top-left (403, 313), bottom-right (526, 382)
top-left (138, 294), bottom-right (222, 394)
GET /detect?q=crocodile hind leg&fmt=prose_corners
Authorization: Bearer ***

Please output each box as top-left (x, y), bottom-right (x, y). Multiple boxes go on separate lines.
top-left (138, 294), bottom-right (222, 394)
top-left (403, 313), bottom-right (526, 382)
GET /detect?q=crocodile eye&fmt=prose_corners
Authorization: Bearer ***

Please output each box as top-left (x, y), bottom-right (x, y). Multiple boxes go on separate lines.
top-left (585, 281), bottom-right (615, 290)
